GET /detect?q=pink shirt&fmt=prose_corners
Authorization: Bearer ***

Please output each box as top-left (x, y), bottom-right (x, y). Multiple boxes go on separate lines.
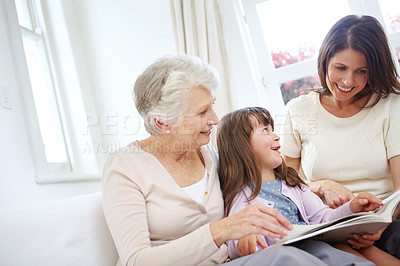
top-left (227, 181), bottom-right (353, 259)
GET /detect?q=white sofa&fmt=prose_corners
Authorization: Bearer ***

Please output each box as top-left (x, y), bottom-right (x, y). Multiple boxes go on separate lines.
top-left (0, 192), bottom-right (119, 266)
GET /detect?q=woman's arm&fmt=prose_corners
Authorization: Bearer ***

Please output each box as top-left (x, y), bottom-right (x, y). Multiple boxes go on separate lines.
top-left (284, 155), bottom-right (354, 208)
top-left (390, 155), bottom-right (400, 192)
top-left (345, 155), bottom-right (400, 249)
top-left (390, 155), bottom-right (400, 218)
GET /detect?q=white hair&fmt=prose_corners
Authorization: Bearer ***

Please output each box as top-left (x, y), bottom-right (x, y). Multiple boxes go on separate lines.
top-left (133, 54), bottom-right (220, 135)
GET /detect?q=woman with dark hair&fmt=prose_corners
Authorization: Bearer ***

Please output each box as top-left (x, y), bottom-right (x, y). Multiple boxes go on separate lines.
top-left (281, 15), bottom-right (400, 263)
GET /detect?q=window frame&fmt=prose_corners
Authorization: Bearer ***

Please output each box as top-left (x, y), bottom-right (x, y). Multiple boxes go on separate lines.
top-left (4, 0), bottom-right (100, 183)
top-left (18, 0), bottom-right (72, 173)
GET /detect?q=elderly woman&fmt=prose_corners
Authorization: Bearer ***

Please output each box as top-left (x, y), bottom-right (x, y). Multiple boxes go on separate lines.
top-left (102, 55), bottom-right (373, 266)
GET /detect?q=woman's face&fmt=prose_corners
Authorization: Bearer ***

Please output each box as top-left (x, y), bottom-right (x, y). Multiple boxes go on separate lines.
top-left (326, 48), bottom-right (368, 104)
top-left (169, 86), bottom-right (219, 150)
top-left (250, 120), bottom-right (282, 171)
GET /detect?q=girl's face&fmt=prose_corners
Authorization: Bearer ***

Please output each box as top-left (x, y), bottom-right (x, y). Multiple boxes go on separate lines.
top-left (169, 86), bottom-right (219, 150)
top-left (250, 120), bottom-right (282, 172)
top-left (326, 48), bottom-right (368, 104)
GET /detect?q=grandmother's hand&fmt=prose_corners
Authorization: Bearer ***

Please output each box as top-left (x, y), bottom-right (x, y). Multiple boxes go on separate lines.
top-left (210, 202), bottom-right (292, 247)
top-left (309, 180), bottom-right (354, 209)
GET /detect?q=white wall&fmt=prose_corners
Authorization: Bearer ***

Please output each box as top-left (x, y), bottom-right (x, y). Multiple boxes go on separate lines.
top-left (0, 0), bottom-right (176, 209)
top-left (65, 0), bottom-right (177, 168)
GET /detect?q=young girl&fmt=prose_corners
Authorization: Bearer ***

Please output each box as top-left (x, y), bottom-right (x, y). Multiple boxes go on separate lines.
top-left (217, 107), bottom-right (398, 265)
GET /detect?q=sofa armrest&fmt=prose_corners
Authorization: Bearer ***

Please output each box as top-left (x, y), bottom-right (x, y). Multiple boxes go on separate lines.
top-left (0, 192), bottom-right (118, 266)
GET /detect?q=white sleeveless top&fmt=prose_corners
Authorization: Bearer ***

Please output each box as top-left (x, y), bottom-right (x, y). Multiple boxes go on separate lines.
top-left (182, 169), bottom-right (208, 203)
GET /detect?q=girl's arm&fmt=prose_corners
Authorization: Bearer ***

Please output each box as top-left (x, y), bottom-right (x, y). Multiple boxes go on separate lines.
top-left (284, 155), bottom-right (354, 208)
top-left (220, 189), bottom-right (292, 259)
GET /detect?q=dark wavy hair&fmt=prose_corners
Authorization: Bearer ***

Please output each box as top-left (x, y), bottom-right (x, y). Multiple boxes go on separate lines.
top-left (217, 107), bottom-right (306, 215)
top-left (317, 15), bottom-right (400, 106)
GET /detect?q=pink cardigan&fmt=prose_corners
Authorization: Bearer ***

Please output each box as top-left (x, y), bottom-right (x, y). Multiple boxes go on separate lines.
top-left (227, 181), bottom-right (353, 259)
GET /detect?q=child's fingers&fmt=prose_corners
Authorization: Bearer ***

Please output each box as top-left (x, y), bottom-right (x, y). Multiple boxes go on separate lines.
top-left (353, 198), bottom-right (368, 210)
top-left (358, 192), bottom-right (383, 205)
top-left (256, 235), bottom-right (268, 249)
top-left (249, 238), bottom-right (258, 254)
top-left (362, 194), bottom-right (383, 211)
top-left (358, 199), bottom-right (381, 211)
top-left (351, 193), bottom-right (383, 212)
top-left (364, 202), bottom-right (383, 211)
top-left (243, 239), bottom-right (250, 255)
top-left (237, 239), bottom-right (249, 257)
top-left (237, 235), bottom-right (259, 257)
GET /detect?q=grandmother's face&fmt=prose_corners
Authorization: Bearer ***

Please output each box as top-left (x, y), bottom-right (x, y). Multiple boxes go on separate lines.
top-left (169, 86), bottom-right (219, 150)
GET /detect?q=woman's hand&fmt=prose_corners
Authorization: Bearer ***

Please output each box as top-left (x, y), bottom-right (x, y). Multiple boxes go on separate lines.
top-left (237, 234), bottom-right (268, 257)
top-left (347, 227), bottom-right (386, 249)
top-left (309, 180), bottom-right (354, 208)
top-left (349, 192), bottom-right (382, 213)
top-left (210, 202), bottom-right (292, 247)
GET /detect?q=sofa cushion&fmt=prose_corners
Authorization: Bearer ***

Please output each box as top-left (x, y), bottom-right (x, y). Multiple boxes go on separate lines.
top-left (0, 192), bottom-right (118, 266)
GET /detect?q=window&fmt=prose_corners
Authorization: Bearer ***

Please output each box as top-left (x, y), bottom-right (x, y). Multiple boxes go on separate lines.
top-left (6, 0), bottom-right (100, 183)
top-left (379, 0), bottom-right (400, 63)
top-left (15, 0), bottom-right (71, 170)
top-left (241, 0), bottom-right (400, 105)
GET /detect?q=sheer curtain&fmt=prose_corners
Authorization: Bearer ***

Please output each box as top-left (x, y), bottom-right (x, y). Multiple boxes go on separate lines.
top-left (170, 0), bottom-right (233, 118)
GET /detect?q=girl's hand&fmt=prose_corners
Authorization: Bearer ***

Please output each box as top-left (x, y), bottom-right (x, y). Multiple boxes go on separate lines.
top-left (210, 202), bottom-right (292, 247)
top-left (347, 227), bottom-right (386, 249)
top-left (309, 180), bottom-right (354, 208)
top-left (283, 156), bottom-right (353, 208)
top-left (237, 234), bottom-right (268, 257)
top-left (349, 192), bottom-right (382, 213)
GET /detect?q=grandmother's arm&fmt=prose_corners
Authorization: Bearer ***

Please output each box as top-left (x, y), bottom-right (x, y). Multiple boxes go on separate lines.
top-left (210, 203), bottom-right (292, 248)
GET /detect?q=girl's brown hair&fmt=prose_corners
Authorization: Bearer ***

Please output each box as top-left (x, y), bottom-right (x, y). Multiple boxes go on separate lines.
top-left (217, 107), bottom-right (305, 215)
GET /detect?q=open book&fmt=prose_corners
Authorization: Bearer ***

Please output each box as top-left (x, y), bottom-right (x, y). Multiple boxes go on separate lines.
top-left (273, 190), bottom-right (400, 246)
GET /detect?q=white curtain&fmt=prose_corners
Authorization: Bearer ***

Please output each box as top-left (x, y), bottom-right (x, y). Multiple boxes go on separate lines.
top-left (169, 0), bottom-right (233, 118)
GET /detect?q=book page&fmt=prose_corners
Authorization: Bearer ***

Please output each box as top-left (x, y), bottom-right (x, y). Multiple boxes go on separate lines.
top-left (374, 190), bottom-right (400, 219)
top-left (282, 223), bottom-right (328, 240)
top-left (271, 191), bottom-right (400, 247)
